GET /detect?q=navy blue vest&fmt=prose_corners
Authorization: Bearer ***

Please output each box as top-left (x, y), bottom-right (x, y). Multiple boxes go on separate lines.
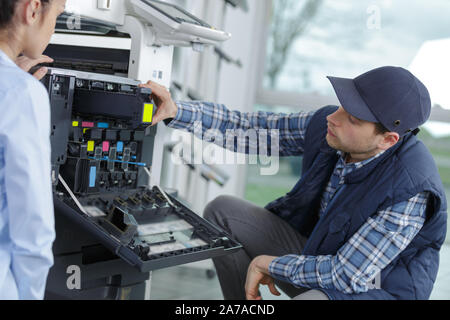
top-left (265, 106), bottom-right (448, 300)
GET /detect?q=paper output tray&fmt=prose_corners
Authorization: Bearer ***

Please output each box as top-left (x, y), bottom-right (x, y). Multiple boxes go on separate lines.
top-left (53, 186), bottom-right (242, 273)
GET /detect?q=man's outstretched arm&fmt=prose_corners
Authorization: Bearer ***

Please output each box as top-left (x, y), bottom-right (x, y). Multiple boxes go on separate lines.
top-left (140, 81), bottom-right (315, 157)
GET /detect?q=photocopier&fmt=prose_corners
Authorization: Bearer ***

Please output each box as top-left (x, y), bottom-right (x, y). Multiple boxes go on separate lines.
top-left (42, 0), bottom-right (241, 300)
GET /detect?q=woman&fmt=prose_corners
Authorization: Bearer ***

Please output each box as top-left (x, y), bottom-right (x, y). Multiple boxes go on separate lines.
top-left (0, 0), bottom-right (66, 300)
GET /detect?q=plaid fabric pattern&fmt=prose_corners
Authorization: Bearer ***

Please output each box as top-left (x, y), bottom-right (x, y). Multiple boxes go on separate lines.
top-left (269, 152), bottom-right (428, 294)
top-left (168, 101), bottom-right (428, 294)
top-left (168, 101), bottom-right (315, 156)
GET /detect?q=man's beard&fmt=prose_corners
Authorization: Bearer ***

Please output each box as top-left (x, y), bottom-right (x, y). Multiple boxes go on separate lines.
top-left (326, 134), bottom-right (377, 156)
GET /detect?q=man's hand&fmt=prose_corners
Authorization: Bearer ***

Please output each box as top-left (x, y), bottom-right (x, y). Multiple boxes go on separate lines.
top-left (245, 255), bottom-right (281, 300)
top-left (139, 81), bottom-right (178, 125)
top-left (16, 55), bottom-right (54, 80)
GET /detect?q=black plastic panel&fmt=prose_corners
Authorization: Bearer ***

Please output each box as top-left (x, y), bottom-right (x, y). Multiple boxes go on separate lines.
top-left (44, 69), bottom-right (242, 274)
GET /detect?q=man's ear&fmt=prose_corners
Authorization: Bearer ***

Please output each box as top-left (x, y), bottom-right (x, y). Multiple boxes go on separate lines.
top-left (378, 132), bottom-right (400, 150)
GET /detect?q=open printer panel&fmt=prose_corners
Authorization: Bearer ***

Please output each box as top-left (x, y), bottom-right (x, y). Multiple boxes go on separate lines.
top-left (43, 68), bottom-right (241, 273)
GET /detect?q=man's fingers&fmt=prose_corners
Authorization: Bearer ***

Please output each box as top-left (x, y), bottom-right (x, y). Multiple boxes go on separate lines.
top-left (245, 274), bottom-right (262, 300)
top-left (139, 81), bottom-right (155, 89)
top-left (151, 113), bottom-right (161, 126)
top-left (32, 67), bottom-right (48, 80)
top-left (246, 287), bottom-right (261, 300)
top-left (139, 80), bottom-right (167, 97)
top-left (268, 283), bottom-right (281, 296)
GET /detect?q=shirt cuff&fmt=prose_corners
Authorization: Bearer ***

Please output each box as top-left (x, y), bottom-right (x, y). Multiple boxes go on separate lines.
top-left (165, 101), bottom-right (197, 129)
top-left (269, 254), bottom-right (336, 290)
top-left (268, 255), bottom-right (304, 284)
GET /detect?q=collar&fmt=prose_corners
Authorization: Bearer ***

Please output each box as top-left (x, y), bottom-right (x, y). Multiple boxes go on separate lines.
top-left (335, 150), bottom-right (385, 173)
top-left (0, 49), bottom-right (17, 68)
top-left (343, 134), bottom-right (413, 184)
top-left (319, 132), bottom-right (414, 185)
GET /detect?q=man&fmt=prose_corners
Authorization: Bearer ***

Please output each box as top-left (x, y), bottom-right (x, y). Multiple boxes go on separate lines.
top-left (141, 66), bottom-right (447, 300)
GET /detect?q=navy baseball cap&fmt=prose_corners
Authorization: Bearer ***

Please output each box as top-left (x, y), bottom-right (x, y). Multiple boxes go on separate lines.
top-left (327, 66), bottom-right (431, 136)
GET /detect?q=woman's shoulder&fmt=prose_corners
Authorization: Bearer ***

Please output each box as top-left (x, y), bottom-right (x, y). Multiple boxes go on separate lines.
top-left (0, 64), bottom-right (48, 101)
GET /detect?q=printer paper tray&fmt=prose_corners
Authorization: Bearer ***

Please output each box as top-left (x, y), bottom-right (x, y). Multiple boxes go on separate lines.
top-left (53, 186), bottom-right (242, 273)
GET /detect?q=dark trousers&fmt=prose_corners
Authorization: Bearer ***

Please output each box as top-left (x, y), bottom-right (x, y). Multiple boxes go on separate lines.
top-left (204, 195), bottom-right (328, 300)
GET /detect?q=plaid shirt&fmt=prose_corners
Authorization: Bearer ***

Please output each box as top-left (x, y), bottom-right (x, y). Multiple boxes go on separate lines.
top-left (168, 101), bottom-right (315, 156)
top-left (168, 101), bottom-right (428, 294)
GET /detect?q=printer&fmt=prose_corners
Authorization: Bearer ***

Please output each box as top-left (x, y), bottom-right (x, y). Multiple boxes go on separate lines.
top-left (43, 0), bottom-right (241, 300)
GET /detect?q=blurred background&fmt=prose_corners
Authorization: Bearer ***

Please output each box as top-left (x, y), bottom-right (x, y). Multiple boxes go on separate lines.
top-left (152, 0), bottom-right (450, 300)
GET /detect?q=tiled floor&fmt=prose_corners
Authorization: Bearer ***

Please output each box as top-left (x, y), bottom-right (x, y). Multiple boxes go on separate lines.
top-left (150, 244), bottom-right (450, 300)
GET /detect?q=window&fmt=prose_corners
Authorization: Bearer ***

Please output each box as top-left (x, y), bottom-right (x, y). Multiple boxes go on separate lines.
top-left (245, 0), bottom-right (450, 299)
top-left (262, 0), bottom-right (450, 95)
top-left (244, 104), bottom-right (304, 207)
top-left (245, 0), bottom-right (450, 238)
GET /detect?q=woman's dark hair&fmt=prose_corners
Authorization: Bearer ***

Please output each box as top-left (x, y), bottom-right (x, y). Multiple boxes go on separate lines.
top-left (0, 0), bottom-right (50, 28)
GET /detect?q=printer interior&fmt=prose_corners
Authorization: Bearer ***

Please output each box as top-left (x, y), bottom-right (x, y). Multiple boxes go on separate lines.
top-left (44, 68), bottom-right (241, 273)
